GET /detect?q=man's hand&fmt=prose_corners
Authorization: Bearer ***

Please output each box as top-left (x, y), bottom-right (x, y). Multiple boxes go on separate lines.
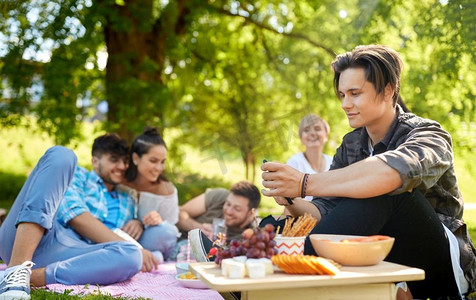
top-left (122, 219), bottom-right (144, 240)
top-left (261, 161), bottom-right (302, 198)
top-left (142, 211), bottom-right (163, 226)
top-left (141, 249), bottom-right (159, 272)
top-left (273, 196), bottom-right (291, 207)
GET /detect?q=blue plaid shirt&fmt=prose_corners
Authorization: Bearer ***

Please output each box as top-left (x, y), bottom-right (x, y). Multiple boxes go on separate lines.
top-left (57, 166), bottom-right (135, 229)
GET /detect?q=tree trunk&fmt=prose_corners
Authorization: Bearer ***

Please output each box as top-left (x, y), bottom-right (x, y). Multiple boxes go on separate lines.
top-left (101, 0), bottom-right (190, 142)
top-left (244, 151), bottom-right (256, 182)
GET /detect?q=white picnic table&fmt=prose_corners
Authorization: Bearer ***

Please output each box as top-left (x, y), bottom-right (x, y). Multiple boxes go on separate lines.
top-left (190, 261), bottom-right (425, 300)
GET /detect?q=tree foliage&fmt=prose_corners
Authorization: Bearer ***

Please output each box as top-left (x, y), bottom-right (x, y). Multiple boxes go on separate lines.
top-left (1, 0), bottom-right (474, 181)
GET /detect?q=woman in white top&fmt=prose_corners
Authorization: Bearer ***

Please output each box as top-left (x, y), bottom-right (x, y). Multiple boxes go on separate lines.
top-left (123, 127), bottom-right (178, 262)
top-left (285, 114), bottom-right (332, 209)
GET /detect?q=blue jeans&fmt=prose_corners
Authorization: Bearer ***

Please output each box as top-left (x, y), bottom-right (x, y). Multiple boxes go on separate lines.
top-left (0, 146), bottom-right (142, 285)
top-left (139, 222), bottom-right (177, 260)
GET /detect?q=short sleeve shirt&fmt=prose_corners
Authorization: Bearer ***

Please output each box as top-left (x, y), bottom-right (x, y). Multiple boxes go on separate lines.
top-left (286, 152), bottom-right (333, 174)
top-left (195, 188), bottom-right (229, 224)
top-left (179, 188), bottom-right (229, 239)
top-left (196, 188), bottom-right (253, 241)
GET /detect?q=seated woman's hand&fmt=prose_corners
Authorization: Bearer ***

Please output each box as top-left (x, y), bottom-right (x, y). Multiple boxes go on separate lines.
top-left (262, 161), bottom-right (303, 197)
top-left (143, 210), bottom-right (163, 226)
top-left (122, 219), bottom-right (144, 240)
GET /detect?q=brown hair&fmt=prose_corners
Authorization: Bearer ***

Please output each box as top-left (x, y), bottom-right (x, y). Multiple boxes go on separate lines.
top-left (331, 45), bottom-right (403, 106)
top-left (92, 133), bottom-right (129, 159)
top-left (230, 181), bottom-right (261, 210)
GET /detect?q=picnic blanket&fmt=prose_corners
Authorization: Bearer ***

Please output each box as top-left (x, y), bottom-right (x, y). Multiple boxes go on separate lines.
top-left (0, 263), bottom-right (223, 300)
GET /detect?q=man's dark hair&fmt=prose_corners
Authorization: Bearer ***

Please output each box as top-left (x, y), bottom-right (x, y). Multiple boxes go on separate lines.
top-left (92, 133), bottom-right (129, 159)
top-left (230, 181), bottom-right (261, 210)
top-left (331, 44), bottom-right (403, 106)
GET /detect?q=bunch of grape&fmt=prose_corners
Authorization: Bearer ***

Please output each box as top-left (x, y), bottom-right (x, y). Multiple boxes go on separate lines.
top-left (214, 223), bottom-right (278, 265)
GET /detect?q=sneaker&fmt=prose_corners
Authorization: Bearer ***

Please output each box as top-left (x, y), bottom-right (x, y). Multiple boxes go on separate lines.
top-left (189, 229), bottom-right (214, 262)
top-left (395, 282), bottom-right (413, 300)
top-left (0, 261), bottom-right (34, 300)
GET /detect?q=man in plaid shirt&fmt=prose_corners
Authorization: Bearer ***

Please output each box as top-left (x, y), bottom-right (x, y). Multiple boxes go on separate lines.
top-left (0, 133), bottom-right (157, 300)
top-left (262, 45), bottom-right (475, 299)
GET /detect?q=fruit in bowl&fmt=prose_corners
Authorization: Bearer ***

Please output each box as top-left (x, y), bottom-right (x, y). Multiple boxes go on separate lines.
top-left (176, 272), bottom-right (208, 289)
top-left (309, 234), bottom-right (395, 266)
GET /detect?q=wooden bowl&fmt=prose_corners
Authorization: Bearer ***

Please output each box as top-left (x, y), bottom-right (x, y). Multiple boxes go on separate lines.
top-left (309, 234), bottom-right (395, 266)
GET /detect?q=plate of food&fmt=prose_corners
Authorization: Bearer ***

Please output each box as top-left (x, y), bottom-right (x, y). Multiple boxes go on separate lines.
top-left (176, 272), bottom-right (208, 289)
top-left (175, 262), bottom-right (189, 275)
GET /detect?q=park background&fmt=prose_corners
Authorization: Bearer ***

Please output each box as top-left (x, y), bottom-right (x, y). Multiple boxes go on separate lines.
top-left (1, 0), bottom-right (475, 238)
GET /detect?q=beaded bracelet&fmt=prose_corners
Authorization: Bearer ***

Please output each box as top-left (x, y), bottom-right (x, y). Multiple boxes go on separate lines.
top-left (300, 173), bottom-right (310, 198)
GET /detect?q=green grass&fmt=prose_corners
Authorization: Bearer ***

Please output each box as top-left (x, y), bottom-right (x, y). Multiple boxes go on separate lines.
top-left (31, 288), bottom-right (149, 299)
top-left (464, 209), bottom-right (476, 242)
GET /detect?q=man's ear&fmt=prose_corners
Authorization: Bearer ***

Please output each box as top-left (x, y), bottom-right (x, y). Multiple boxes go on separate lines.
top-left (91, 156), bottom-right (99, 170)
top-left (384, 84), bottom-right (395, 102)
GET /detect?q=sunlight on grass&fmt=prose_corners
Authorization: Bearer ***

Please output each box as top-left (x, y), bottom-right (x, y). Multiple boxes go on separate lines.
top-left (168, 144), bottom-right (282, 216)
top-left (455, 154), bottom-right (476, 205)
top-left (1, 121), bottom-right (101, 173)
top-left (464, 209), bottom-right (476, 242)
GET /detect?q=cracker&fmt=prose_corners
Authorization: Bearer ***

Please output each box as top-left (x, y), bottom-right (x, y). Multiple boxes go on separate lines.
top-left (271, 255), bottom-right (340, 275)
